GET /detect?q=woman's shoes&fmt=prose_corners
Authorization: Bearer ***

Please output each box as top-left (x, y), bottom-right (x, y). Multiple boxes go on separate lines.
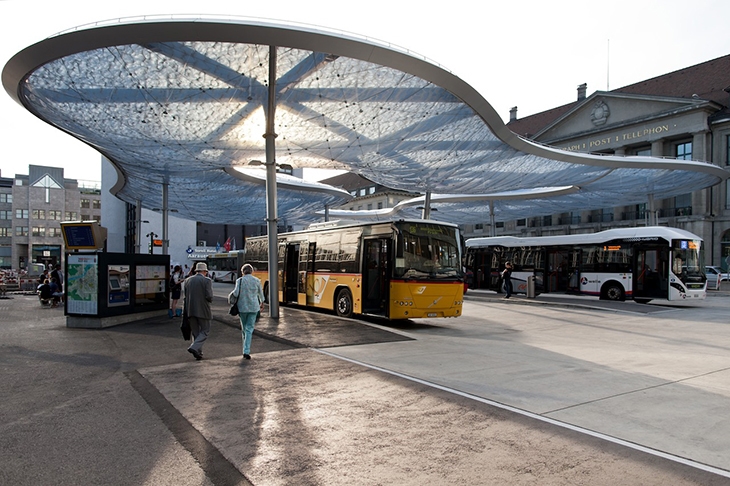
top-left (243, 354), bottom-right (251, 360)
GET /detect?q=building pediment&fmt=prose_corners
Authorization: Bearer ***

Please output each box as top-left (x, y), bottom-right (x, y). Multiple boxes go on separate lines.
top-left (534, 92), bottom-right (715, 143)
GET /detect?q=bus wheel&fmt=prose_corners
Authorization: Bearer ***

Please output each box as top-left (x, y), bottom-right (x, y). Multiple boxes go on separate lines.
top-left (335, 288), bottom-right (354, 318)
top-left (601, 282), bottom-right (625, 301)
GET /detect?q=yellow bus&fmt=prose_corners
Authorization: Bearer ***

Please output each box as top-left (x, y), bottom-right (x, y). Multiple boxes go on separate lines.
top-left (242, 220), bottom-right (464, 320)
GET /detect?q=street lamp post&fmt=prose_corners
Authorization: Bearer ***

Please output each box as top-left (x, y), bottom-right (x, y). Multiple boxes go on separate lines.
top-left (146, 232), bottom-right (157, 254)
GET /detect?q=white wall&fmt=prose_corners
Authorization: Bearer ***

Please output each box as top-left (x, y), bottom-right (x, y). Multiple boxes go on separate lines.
top-left (101, 156), bottom-right (197, 264)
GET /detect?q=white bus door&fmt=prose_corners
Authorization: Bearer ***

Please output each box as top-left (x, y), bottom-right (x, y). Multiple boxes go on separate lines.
top-left (633, 246), bottom-right (669, 300)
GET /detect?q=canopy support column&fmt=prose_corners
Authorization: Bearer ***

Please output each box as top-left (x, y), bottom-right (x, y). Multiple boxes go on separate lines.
top-left (135, 199), bottom-right (142, 254)
top-left (647, 194), bottom-right (656, 226)
top-left (162, 183), bottom-right (169, 254)
top-left (489, 200), bottom-right (496, 237)
top-left (265, 46), bottom-right (280, 319)
top-left (422, 191), bottom-right (431, 220)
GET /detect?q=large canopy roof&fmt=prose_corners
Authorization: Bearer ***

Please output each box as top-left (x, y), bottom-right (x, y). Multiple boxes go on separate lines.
top-left (3, 17), bottom-right (726, 225)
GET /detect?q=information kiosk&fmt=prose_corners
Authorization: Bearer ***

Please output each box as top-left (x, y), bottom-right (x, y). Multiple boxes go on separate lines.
top-left (61, 221), bottom-right (170, 328)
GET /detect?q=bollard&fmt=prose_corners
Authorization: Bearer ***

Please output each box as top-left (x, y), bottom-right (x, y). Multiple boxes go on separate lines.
top-left (527, 275), bottom-right (536, 298)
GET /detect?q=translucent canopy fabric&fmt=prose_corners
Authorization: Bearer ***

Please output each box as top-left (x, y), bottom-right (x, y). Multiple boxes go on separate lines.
top-left (3, 17), bottom-right (726, 225)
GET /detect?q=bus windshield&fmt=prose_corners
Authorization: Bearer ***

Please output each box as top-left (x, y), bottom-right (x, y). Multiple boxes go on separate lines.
top-left (395, 223), bottom-right (462, 279)
top-left (673, 238), bottom-right (705, 282)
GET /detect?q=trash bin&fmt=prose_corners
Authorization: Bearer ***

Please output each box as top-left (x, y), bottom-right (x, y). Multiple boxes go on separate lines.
top-left (527, 275), bottom-right (536, 298)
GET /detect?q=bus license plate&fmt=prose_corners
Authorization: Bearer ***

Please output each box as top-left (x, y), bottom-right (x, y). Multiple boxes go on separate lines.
top-left (427, 313), bottom-right (437, 317)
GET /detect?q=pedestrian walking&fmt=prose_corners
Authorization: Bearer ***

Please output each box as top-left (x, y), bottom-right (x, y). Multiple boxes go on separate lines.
top-left (168, 265), bottom-right (184, 318)
top-left (501, 261), bottom-right (513, 299)
top-left (229, 264), bottom-right (264, 360)
top-left (183, 262), bottom-right (213, 360)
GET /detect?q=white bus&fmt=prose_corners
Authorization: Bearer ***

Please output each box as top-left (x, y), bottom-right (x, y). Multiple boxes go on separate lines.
top-left (466, 226), bottom-right (707, 303)
top-left (206, 250), bottom-right (245, 283)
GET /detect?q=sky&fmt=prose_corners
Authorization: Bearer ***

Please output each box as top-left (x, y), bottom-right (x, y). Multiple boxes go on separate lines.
top-left (2, 0), bottom-right (730, 183)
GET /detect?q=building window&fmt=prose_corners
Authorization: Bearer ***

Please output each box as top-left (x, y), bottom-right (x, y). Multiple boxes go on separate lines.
top-left (517, 218), bottom-right (526, 227)
top-left (542, 215), bottom-right (553, 226)
top-left (80, 199), bottom-right (90, 209)
top-left (475, 223), bottom-right (484, 230)
top-left (0, 228), bottom-right (9, 237)
top-left (0, 211), bottom-right (10, 220)
top-left (32, 209), bottom-right (46, 220)
top-left (15, 226), bottom-right (28, 236)
top-left (15, 209), bottom-right (29, 219)
top-left (48, 210), bottom-right (62, 220)
top-left (81, 214), bottom-right (91, 221)
top-left (48, 227), bottom-right (62, 237)
top-left (367, 203), bottom-right (372, 210)
top-left (65, 211), bottom-right (78, 220)
top-left (675, 141), bottom-right (692, 160)
top-left (32, 227), bottom-right (46, 237)
top-left (634, 147), bottom-right (651, 156)
top-left (358, 188), bottom-right (366, 197)
top-left (673, 193), bottom-right (693, 216)
top-left (0, 194), bottom-right (11, 203)
top-left (92, 200), bottom-right (101, 209)
top-left (368, 186), bottom-right (376, 195)
top-left (377, 202), bottom-right (383, 209)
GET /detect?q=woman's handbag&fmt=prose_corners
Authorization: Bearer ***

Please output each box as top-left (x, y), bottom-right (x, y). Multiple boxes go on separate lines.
top-left (228, 279), bottom-right (240, 316)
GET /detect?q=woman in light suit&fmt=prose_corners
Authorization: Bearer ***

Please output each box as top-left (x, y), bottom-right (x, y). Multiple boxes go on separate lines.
top-left (230, 264), bottom-right (264, 359)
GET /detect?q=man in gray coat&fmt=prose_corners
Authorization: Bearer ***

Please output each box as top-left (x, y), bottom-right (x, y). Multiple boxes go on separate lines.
top-left (184, 262), bottom-right (214, 360)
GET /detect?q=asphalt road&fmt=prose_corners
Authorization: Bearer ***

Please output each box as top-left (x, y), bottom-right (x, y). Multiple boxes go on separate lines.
top-left (2, 282), bottom-right (729, 485)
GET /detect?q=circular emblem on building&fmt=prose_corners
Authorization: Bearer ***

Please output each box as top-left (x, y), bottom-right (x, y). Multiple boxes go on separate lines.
top-left (590, 101), bottom-right (610, 126)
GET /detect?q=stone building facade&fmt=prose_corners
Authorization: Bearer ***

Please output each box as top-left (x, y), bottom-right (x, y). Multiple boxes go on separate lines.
top-left (0, 165), bottom-right (101, 270)
top-left (475, 54), bottom-right (730, 270)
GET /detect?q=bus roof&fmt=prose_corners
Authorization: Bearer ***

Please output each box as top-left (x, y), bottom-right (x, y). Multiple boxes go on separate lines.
top-left (243, 219), bottom-right (460, 238)
top-left (466, 226), bottom-right (702, 248)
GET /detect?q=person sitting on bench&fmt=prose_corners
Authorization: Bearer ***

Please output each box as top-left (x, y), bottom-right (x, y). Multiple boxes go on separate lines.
top-left (48, 277), bottom-right (63, 307)
top-left (38, 279), bottom-right (53, 306)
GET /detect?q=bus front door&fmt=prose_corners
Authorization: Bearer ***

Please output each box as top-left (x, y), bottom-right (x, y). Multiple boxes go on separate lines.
top-left (547, 250), bottom-right (570, 292)
top-left (633, 246), bottom-right (669, 300)
top-left (470, 249), bottom-right (492, 290)
top-left (284, 243), bottom-right (299, 303)
top-left (303, 242), bottom-right (316, 306)
top-left (363, 238), bottom-right (388, 315)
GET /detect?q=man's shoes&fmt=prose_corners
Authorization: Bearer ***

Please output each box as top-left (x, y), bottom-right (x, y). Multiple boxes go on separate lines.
top-left (188, 348), bottom-right (203, 360)
top-left (243, 354), bottom-right (251, 360)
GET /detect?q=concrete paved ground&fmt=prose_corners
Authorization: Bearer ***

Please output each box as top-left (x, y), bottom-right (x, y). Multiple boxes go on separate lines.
top-left (2, 282), bottom-right (730, 485)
